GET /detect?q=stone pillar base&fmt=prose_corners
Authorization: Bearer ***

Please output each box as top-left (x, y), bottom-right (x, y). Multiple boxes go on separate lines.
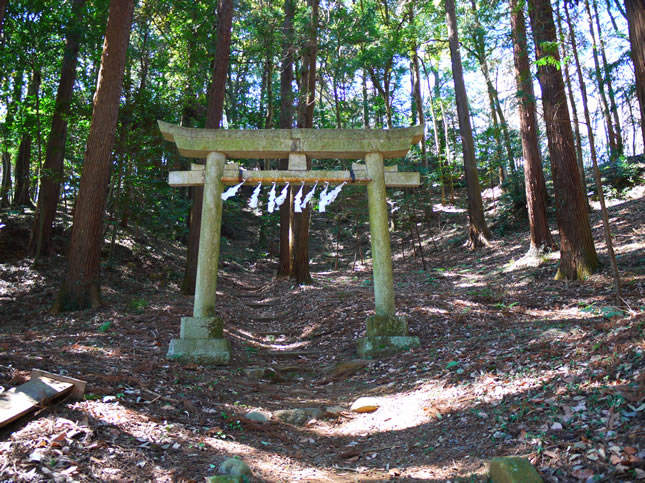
top-left (180, 316), bottom-right (224, 339)
top-left (167, 338), bottom-right (231, 365)
top-left (356, 336), bottom-right (420, 358)
top-left (366, 314), bottom-right (408, 337)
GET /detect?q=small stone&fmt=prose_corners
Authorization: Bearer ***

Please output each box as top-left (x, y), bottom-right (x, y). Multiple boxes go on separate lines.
top-left (551, 422), bottom-right (563, 431)
top-left (274, 408), bottom-right (323, 426)
top-left (206, 476), bottom-right (243, 483)
top-left (243, 368), bottom-right (266, 380)
top-left (325, 405), bottom-right (345, 416)
top-left (218, 458), bottom-right (252, 479)
top-left (489, 456), bottom-right (543, 483)
top-left (323, 360), bottom-right (369, 378)
top-left (246, 411), bottom-right (268, 422)
top-left (350, 397), bottom-right (381, 413)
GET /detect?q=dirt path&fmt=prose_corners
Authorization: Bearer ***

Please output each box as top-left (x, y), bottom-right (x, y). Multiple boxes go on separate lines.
top-left (0, 188), bottom-right (644, 482)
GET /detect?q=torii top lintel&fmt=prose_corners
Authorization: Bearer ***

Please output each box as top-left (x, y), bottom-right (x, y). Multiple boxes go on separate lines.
top-left (158, 121), bottom-right (424, 160)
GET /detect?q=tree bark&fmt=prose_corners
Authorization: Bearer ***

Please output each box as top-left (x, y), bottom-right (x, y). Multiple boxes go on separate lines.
top-left (583, 0), bottom-right (619, 156)
top-left (592, 0), bottom-right (623, 155)
top-left (556, 0), bottom-right (590, 210)
top-left (625, 0), bottom-right (645, 147)
top-left (420, 57), bottom-right (446, 203)
top-left (445, 0), bottom-right (491, 247)
top-left (30, 0), bottom-right (85, 257)
top-left (1, 152), bottom-right (10, 208)
top-left (53, 0), bottom-right (134, 312)
top-left (0, 0), bottom-right (7, 35)
top-left (293, 0), bottom-right (318, 285)
top-left (13, 68), bottom-right (41, 208)
top-left (277, 0), bottom-right (295, 278)
top-left (182, 0), bottom-right (233, 294)
top-left (510, 0), bottom-right (555, 255)
top-left (527, 0), bottom-right (599, 280)
top-left (563, 0), bottom-right (621, 298)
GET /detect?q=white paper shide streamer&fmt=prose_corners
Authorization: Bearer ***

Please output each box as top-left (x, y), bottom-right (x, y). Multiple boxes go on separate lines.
top-left (300, 182), bottom-right (317, 210)
top-left (221, 180), bottom-right (245, 200)
top-left (317, 183), bottom-right (330, 212)
top-left (326, 182), bottom-right (346, 205)
top-left (274, 182), bottom-right (290, 208)
top-left (248, 182), bottom-right (262, 209)
top-left (267, 183), bottom-right (277, 213)
top-left (294, 183), bottom-right (305, 213)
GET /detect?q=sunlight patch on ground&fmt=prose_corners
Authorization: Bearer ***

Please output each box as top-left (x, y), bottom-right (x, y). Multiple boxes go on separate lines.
top-left (504, 249), bottom-right (559, 272)
top-left (432, 203), bottom-right (466, 214)
top-left (326, 368), bottom-right (557, 439)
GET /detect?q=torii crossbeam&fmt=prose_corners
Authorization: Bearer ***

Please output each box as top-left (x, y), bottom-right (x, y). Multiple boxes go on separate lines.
top-left (160, 121), bottom-right (423, 363)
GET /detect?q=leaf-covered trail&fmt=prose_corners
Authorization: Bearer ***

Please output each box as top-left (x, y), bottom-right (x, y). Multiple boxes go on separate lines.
top-left (0, 187), bottom-right (644, 481)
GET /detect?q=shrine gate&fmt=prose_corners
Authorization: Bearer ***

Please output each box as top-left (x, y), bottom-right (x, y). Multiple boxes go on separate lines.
top-left (159, 121), bottom-right (423, 364)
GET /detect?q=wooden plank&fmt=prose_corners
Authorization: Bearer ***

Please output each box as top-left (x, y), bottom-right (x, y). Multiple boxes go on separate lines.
top-left (0, 376), bottom-right (73, 428)
top-left (168, 168), bottom-right (420, 188)
top-left (30, 369), bottom-right (86, 400)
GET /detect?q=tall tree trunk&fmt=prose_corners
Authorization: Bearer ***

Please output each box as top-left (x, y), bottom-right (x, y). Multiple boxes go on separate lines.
top-left (277, 0), bottom-right (295, 277)
top-left (556, 0), bottom-right (590, 210)
top-left (182, 0), bottom-right (233, 294)
top-left (52, 0), bottom-right (134, 312)
top-left (1, 152), bottom-right (10, 208)
top-left (583, 0), bottom-right (619, 156)
top-left (625, 0), bottom-right (645, 147)
top-left (445, 0), bottom-right (491, 247)
top-left (421, 57), bottom-right (446, 204)
top-left (0, 0), bottom-right (7, 35)
top-left (510, 0), bottom-right (555, 255)
top-left (592, 0), bottom-right (623, 155)
top-left (563, 0), bottom-right (621, 297)
top-left (469, 0), bottom-right (509, 182)
top-left (527, 0), bottom-right (599, 280)
top-left (30, 0), bottom-right (85, 258)
top-left (493, 95), bottom-right (516, 174)
top-left (13, 68), bottom-right (41, 208)
top-left (362, 68), bottom-right (370, 128)
top-left (411, 41), bottom-right (427, 168)
top-left (293, 0), bottom-right (318, 285)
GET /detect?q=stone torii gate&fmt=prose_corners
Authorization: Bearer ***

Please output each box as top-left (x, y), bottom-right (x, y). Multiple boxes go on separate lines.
top-left (159, 121), bottom-right (423, 364)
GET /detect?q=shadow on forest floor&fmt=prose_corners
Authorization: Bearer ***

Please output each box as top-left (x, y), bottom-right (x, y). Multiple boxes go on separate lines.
top-left (0, 186), bottom-right (644, 481)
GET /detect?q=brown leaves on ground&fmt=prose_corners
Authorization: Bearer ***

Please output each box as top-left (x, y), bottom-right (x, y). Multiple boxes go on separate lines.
top-left (0, 187), bottom-right (644, 481)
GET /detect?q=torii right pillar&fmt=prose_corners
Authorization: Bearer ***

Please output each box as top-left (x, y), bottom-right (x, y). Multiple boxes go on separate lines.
top-left (357, 152), bottom-right (420, 358)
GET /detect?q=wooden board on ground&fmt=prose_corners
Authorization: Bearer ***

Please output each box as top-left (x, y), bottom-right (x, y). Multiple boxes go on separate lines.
top-left (0, 370), bottom-right (86, 428)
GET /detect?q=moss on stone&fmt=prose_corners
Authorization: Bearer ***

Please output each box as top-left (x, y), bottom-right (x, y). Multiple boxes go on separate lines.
top-left (489, 456), bottom-right (543, 483)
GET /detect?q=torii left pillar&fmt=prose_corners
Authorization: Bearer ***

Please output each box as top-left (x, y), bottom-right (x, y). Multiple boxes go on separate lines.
top-left (167, 151), bottom-right (232, 364)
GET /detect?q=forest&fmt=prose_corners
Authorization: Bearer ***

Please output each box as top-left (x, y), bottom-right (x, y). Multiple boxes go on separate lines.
top-left (0, 0), bottom-right (644, 480)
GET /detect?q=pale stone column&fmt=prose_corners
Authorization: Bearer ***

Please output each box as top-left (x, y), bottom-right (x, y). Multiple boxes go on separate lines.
top-left (167, 151), bottom-right (231, 364)
top-left (365, 152), bottom-right (396, 317)
top-left (358, 152), bottom-right (420, 358)
top-left (194, 151), bottom-right (226, 318)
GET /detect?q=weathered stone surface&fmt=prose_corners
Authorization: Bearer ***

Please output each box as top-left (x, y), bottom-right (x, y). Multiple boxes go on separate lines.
top-left (206, 476), bottom-right (243, 483)
top-left (218, 458), bottom-right (252, 479)
top-left (325, 406), bottom-right (345, 416)
top-left (245, 411), bottom-right (269, 422)
top-left (166, 338), bottom-right (231, 365)
top-left (489, 457), bottom-right (543, 483)
top-left (180, 316), bottom-right (224, 339)
top-left (356, 335), bottom-right (420, 358)
top-left (350, 397), bottom-right (381, 413)
top-left (366, 315), bottom-right (408, 337)
top-left (159, 120), bottom-right (424, 160)
top-left (274, 408), bottom-right (323, 426)
top-left (243, 368), bottom-right (266, 380)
